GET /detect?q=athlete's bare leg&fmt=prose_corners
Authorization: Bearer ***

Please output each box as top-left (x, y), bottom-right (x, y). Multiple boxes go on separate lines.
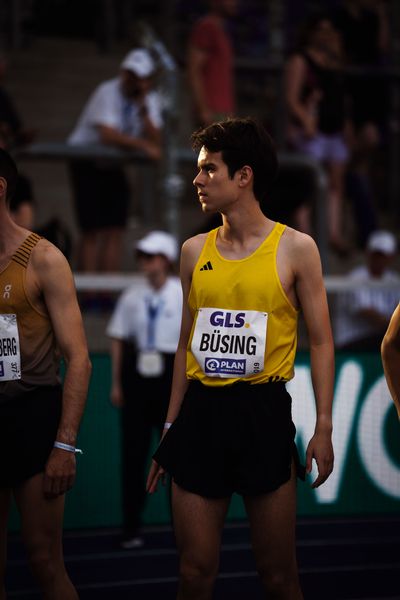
top-left (0, 489), bottom-right (11, 600)
top-left (172, 482), bottom-right (230, 600)
top-left (244, 465), bottom-right (303, 600)
top-left (14, 474), bottom-right (78, 600)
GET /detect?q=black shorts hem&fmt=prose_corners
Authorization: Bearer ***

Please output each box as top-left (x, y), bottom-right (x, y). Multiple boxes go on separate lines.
top-left (154, 380), bottom-right (306, 498)
top-left (165, 441), bottom-right (305, 499)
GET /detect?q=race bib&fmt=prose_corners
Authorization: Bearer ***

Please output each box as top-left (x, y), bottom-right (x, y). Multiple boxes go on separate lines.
top-left (0, 314), bottom-right (21, 381)
top-left (137, 350), bottom-right (164, 377)
top-left (191, 307), bottom-right (268, 378)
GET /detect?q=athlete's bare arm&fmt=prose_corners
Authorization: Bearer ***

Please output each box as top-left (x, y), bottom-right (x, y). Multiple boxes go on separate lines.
top-left (288, 230), bottom-right (334, 487)
top-left (29, 240), bottom-right (92, 497)
top-left (381, 303), bottom-right (400, 418)
top-left (146, 234), bottom-right (207, 494)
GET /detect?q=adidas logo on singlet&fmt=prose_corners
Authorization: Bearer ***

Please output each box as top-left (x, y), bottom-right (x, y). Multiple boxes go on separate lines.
top-left (200, 261), bottom-right (213, 271)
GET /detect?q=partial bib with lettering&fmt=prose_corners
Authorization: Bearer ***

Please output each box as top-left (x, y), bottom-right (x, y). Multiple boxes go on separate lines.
top-left (0, 314), bottom-right (21, 380)
top-left (191, 307), bottom-right (268, 378)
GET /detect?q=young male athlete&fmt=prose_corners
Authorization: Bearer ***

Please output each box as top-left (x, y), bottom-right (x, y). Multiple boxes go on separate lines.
top-left (381, 303), bottom-right (400, 418)
top-left (147, 117), bottom-right (334, 599)
top-left (0, 148), bottom-right (92, 599)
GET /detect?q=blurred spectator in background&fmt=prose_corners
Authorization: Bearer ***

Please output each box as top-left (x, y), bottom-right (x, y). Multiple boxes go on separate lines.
top-left (7, 162), bottom-right (72, 260)
top-left (107, 231), bottom-right (182, 548)
top-left (0, 50), bottom-right (37, 233)
top-left (187, 0), bottom-right (237, 127)
top-left (284, 13), bottom-right (351, 255)
top-left (0, 52), bottom-right (73, 258)
top-left (0, 51), bottom-right (36, 150)
top-left (68, 48), bottom-right (163, 273)
top-left (333, 0), bottom-right (390, 247)
top-left (335, 230), bottom-right (400, 351)
top-left (334, 0), bottom-right (390, 134)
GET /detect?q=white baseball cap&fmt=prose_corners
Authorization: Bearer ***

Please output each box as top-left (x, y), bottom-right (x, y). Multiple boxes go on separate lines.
top-left (367, 230), bottom-right (397, 255)
top-left (136, 231), bottom-right (178, 262)
top-left (120, 48), bottom-right (155, 78)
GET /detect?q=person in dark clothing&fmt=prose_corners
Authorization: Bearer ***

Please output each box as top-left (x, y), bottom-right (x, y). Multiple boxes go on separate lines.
top-left (0, 52), bottom-right (36, 150)
top-left (284, 13), bottom-right (351, 255)
top-left (333, 0), bottom-right (390, 247)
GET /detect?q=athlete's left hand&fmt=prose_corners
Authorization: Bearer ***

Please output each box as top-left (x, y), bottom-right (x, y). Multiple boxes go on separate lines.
top-left (305, 430), bottom-right (334, 488)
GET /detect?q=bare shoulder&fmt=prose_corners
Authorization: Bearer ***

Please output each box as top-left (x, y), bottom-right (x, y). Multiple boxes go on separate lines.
top-left (178, 233), bottom-right (209, 286)
top-left (282, 226), bottom-right (319, 257)
top-left (181, 233), bottom-right (208, 265)
top-left (182, 232), bottom-right (208, 252)
top-left (280, 227), bottom-right (322, 280)
top-left (30, 238), bottom-right (72, 279)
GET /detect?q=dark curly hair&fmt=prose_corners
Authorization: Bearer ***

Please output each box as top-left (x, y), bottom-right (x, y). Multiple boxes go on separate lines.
top-left (191, 117), bottom-right (279, 203)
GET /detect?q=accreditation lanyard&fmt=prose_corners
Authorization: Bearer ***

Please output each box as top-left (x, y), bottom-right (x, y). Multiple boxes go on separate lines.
top-left (137, 296), bottom-right (165, 378)
top-left (145, 296), bottom-right (163, 350)
top-left (121, 98), bottom-right (140, 137)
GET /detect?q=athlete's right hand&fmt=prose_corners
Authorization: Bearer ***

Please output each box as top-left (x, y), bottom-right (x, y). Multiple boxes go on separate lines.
top-left (43, 448), bottom-right (76, 498)
top-left (146, 459), bottom-right (166, 494)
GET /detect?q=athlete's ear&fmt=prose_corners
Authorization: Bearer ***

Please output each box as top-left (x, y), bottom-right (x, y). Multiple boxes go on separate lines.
top-left (238, 165), bottom-right (253, 187)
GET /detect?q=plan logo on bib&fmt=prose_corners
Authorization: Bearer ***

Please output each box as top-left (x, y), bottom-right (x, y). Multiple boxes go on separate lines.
top-left (205, 356), bottom-right (246, 375)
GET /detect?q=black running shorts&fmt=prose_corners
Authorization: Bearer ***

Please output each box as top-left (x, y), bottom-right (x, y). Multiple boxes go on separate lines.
top-left (153, 380), bottom-right (305, 498)
top-left (0, 385), bottom-right (62, 488)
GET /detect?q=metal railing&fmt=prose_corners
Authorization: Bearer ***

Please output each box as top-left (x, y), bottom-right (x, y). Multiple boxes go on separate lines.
top-left (17, 143), bottom-right (330, 270)
top-left (72, 273), bottom-right (400, 294)
top-left (73, 274), bottom-right (400, 354)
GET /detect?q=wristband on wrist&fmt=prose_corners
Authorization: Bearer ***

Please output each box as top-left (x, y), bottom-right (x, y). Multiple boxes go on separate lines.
top-left (54, 441), bottom-right (83, 455)
top-left (164, 422), bottom-right (173, 430)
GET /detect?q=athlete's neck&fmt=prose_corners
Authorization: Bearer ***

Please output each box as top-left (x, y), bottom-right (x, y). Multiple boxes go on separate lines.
top-left (219, 203), bottom-right (274, 243)
top-left (217, 215), bottom-right (276, 260)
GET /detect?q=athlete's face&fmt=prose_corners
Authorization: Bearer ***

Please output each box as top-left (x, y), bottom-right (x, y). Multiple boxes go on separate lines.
top-left (193, 147), bottom-right (239, 214)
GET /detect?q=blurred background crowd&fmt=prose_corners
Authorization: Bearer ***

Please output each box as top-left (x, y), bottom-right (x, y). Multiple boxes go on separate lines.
top-left (0, 0), bottom-right (399, 340)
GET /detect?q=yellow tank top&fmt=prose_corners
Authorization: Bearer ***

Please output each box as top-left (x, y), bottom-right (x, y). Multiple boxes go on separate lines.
top-left (187, 223), bottom-right (299, 386)
top-left (0, 233), bottom-right (61, 400)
